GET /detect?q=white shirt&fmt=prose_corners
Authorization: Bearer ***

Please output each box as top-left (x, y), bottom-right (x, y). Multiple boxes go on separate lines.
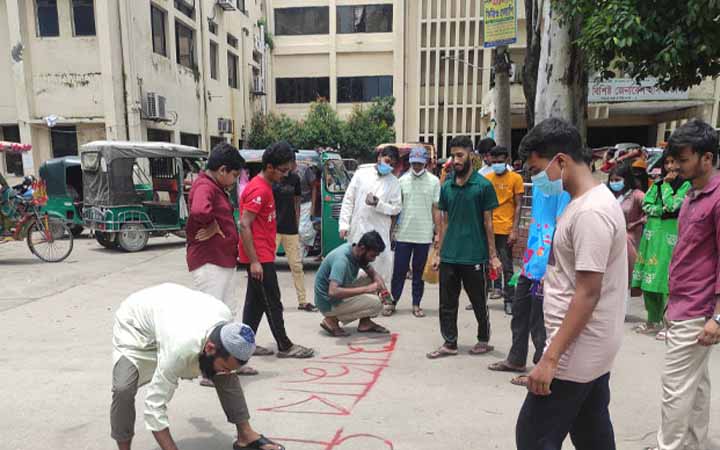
top-left (112, 283), bottom-right (231, 431)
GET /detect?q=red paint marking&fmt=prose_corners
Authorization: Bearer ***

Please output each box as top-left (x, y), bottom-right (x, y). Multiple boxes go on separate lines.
top-left (270, 428), bottom-right (395, 450)
top-left (258, 333), bottom-right (399, 416)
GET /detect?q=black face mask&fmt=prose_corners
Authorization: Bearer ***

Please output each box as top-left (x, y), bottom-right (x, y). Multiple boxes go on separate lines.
top-left (198, 352), bottom-right (217, 379)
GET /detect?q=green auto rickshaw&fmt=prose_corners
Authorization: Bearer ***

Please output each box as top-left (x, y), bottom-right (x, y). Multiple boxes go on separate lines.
top-left (38, 156), bottom-right (84, 237)
top-left (236, 149), bottom-right (352, 257)
top-left (81, 141), bottom-right (206, 252)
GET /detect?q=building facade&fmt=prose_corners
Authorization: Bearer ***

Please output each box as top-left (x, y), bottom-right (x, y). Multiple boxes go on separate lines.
top-left (0, 0), bottom-right (269, 176)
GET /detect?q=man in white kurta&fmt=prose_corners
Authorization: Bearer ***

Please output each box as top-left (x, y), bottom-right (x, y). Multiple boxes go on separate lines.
top-left (339, 146), bottom-right (402, 284)
top-left (111, 283), bottom-right (285, 450)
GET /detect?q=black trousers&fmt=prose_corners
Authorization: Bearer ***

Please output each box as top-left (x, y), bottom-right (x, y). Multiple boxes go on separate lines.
top-left (507, 275), bottom-right (547, 367)
top-left (516, 373), bottom-right (616, 450)
top-left (439, 262), bottom-right (490, 349)
top-left (242, 263), bottom-right (293, 352)
top-left (494, 234), bottom-right (515, 305)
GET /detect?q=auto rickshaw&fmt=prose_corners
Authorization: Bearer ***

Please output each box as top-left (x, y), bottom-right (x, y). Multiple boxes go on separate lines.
top-left (38, 156), bottom-right (84, 236)
top-left (80, 141), bottom-right (207, 252)
top-left (236, 148), bottom-right (351, 257)
top-left (376, 142), bottom-right (437, 176)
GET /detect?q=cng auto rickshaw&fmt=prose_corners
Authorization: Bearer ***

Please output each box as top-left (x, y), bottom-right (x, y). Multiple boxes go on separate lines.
top-left (38, 156), bottom-right (84, 236)
top-left (236, 148), bottom-right (352, 257)
top-left (81, 141), bottom-right (206, 252)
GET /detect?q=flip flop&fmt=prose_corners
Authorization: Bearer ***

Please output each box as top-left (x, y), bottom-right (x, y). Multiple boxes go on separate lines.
top-left (510, 375), bottom-right (529, 387)
top-left (469, 343), bottom-right (495, 355)
top-left (465, 304), bottom-right (474, 310)
top-left (233, 435), bottom-right (286, 450)
top-left (488, 361), bottom-right (526, 373)
top-left (277, 344), bottom-right (315, 359)
top-left (320, 321), bottom-right (350, 337)
top-left (426, 347), bottom-right (459, 359)
top-left (382, 304), bottom-right (396, 317)
top-left (298, 303), bottom-right (319, 312)
top-left (237, 366), bottom-right (259, 376)
top-left (357, 323), bottom-right (390, 334)
top-left (412, 307), bottom-right (426, 318)
top-left (253, 345), bottom-right (275, 357)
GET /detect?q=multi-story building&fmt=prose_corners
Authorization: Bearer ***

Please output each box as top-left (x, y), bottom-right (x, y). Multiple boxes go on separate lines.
top-left (270, 0), bottom-right (720, 158)
top-left (0, 0), bottom-right (269, 176)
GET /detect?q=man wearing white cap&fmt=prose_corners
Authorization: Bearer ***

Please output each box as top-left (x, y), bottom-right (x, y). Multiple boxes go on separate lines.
top-left (110, 283), bottom-right (284, 450)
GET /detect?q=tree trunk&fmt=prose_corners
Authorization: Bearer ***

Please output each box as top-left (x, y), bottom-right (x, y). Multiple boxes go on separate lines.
top-left (522, 0), bottom-right (542, 131)
top-left (535, 0), bottom-right (588, 141)
top-left (494, 46), bottom-right (512, 149)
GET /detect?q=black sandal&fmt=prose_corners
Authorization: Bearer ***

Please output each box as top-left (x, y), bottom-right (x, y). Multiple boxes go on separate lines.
top-left (233, 435), bottom-right (285, 450)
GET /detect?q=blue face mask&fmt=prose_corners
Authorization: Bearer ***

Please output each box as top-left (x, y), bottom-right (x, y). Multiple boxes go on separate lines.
top-left (377, 162), bottom-right (393, 176)
top-left (531, 157), bottom-right (563, 195)
top-left (609, 180), bottom-right (625, 192)
top-left (492, 163), bottom-right (507, 175)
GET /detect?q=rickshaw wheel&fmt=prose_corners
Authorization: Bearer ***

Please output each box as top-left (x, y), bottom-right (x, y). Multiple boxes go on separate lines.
top-left (117, 223), bottom-right (149, 252)
top-left (95, 232), bottom-right (118, 249)
top-left (70, 225), bottom-right (84, 237)
top-left (27, 219), bottom-right (74, 263)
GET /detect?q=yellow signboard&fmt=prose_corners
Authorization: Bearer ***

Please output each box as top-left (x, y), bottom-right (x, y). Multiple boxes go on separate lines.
top-left (483, 0), bottom-right (517, 48)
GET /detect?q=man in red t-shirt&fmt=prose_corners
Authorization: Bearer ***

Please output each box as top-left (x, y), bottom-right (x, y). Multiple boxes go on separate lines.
top-left (239, 141), bottom-right (314, 359)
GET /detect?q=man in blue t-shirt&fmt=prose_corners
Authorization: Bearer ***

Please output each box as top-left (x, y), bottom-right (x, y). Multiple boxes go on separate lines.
top-left (315, 231), bottom-right (390, 337)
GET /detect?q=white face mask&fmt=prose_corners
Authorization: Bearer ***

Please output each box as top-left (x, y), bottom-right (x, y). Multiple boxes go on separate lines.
top-left (412, 168), bottom-right (426, 177)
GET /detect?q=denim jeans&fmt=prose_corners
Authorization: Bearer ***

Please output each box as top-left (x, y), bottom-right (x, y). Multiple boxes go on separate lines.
top-left (391, 241), bottom-right (431, 306)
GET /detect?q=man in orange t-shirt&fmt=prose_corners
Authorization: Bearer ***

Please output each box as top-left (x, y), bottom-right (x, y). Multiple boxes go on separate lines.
top-left (483, 146), bottom-right (525, 315)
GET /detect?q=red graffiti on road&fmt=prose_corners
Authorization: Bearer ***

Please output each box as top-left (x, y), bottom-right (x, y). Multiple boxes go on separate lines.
top-left (258, 333), bottom-right (398, 416)
top-left (270, 428), bottom-right (394, 450)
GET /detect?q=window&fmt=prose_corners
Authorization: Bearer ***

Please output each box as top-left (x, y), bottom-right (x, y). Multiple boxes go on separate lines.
top-left (276, 77), bottom-right (330, 104)
top-left (176, 21), bottom-right (196, 69)
top-left (227, 33), bottom-right (238, 49)
top-left (147, 129), bottom-right (173, 142)
top-left (209, 41), bottom-right (219, 80)
top-left (274, 7), bottom-right (329, 36)
top-left (2, 126), bottom-right (23, 176)
top-left (337, 5), bottom-right (392, 34)
top-left (72, 0), bottom-right (96, 36)
top-left (174, 0), bottom-right (195, 19)
top-left (51, 126), bottom-right (79, 158)
top-left (337, 76), bottom-right (393, 102)
top-left (237, 0), bottom-right (246, 13)
top-left (210, 136), bottom-right (226, 149)
top-left (36, 0), bottom-right (59, 37)
top-left (208, 21), bottom-right (218, 35)
top-left (180, 133), bottom-right (200, 148)
top-left (228, 52), bottom-right (239, 88)
top-left (151, 5), bottom-right (167, 56)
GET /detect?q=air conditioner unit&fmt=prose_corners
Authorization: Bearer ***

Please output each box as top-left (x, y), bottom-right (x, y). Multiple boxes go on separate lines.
top-left (218, 118), bottom-right (234, 134)
top-left (252, 77), bottom-right (265, 95)
top-left (144, 92), bottom-right (167, 121)
top-left (217, 0), bottom-right (237, 11)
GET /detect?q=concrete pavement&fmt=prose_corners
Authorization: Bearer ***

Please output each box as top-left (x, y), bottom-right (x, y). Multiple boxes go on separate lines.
top-left (1, 235), bottom-right (718, 450)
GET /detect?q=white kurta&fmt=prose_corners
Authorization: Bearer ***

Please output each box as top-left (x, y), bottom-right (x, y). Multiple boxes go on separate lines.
top-left (339, 164), bottom-right (402, 283)
top-left (112, 283), bottom-right (231, 432)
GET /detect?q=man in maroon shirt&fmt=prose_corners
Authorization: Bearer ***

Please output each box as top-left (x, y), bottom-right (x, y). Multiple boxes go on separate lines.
top-left (652, 119), bottom-right (720, 450)
top-left (239, 141), bottom-right (314, 359)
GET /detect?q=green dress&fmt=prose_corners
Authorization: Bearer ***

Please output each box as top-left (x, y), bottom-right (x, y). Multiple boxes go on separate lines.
top-left (631, 181), bottom-right (691, 294)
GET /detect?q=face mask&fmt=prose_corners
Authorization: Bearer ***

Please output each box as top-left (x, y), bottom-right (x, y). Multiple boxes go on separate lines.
top-left (492, 163), bottom-right (507, 175)
top-left (609, 180), bottom-right (625, 192)
top-left (531, 156), bottom-right (563, 195)
top-left (412, 168), bottom-right (426, 177)
top-left (377, 162), bottom-right (393, 176)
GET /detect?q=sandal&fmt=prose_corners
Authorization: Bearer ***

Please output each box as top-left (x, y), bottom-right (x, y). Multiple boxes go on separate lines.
top-left (426, 346), bottom-right (459, 359)
top-left (357, 323), bottom-right (390, 334)
top-left (199, 377), bottom-right (215, 387)
top-left (382, 303), bottom-right (396, 317)
top-left (233, 435), bottom-right (285, 450)
top-left (510, 375), bottom-right (529, 387)
top-left (469, 343), bottom-right (495, 355)
top-left (277, 344), bottom-right (315, 359)
top-left (488, 361), bottom-right (526, 373)
top-left (298, 303), bottom-right (318, 312)
top-left (253, 345), bottom-right (275, 357)
top-left (320, 321), bottom-right (350, 337)
top-left (412, 307), bottom-right (426, 318)
top-left (237, 366), bottom-right (259, 376)
top-left (655, 330), bottom-right (667, 341)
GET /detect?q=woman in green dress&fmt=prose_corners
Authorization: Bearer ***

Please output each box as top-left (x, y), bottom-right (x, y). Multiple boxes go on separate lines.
top-left (631, 153), bottom-right (691, 337)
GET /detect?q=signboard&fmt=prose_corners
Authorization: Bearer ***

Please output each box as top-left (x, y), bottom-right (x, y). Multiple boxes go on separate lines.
top-left (589, 78), bottom-right (689, 103)
top-left (483, 0), bottom-right (517, 48)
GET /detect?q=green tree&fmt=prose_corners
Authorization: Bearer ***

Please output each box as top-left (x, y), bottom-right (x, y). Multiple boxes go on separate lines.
top-left (247, 112), bottom-right (302, 149)
top-left (297, 99), bottom-right (343, 149)
top-left (341, 98), bottom-right (396, 162)
top-left (555, 0), bottom-right (720, 90)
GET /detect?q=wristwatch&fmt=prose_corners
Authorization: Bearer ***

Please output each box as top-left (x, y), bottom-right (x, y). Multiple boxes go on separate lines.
top-left (713, 314), bottom-right (720, 326)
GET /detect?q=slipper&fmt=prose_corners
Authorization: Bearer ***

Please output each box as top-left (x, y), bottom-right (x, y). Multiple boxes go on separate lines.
top-left (488, 361), bottom-right (526, 373)
top-left (233, 435), bottom-right (285, 450)
top-left (510, 375), bottom-right (529, 387)
top-left (357, 323), bottom-right (390, 334)
top-left (237, 366), bottom-right (259, 376)
top-left (412, 307), bottom-right (426, 318)
top-left (426, 347), bottom-right (459, 359)
top-left (277, 344), bottom-right (314, 359)
top-left (469, 343), bottom-right (495, 355)
top-left (655, 330), bottom-right (667, 341)
top-left (320, 321), bottom-right (350, 337)
top-left (253, 345), bottom-right (275, 357)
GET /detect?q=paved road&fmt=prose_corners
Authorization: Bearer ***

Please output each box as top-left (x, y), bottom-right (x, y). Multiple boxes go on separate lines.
top-left (1, 235), bottom-right (719, 450)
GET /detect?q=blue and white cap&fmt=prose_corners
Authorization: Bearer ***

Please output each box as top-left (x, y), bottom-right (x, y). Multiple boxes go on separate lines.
top-left (409, 147), bottom-right (428, 164)
top-left (220, 322), bottom-right (256, 362)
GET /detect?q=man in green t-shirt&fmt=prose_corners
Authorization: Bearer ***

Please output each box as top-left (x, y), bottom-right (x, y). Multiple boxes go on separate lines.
top-left (427, 136), bottom-right (502, 359)
top-left (314, 231), bottom-right (391, 337)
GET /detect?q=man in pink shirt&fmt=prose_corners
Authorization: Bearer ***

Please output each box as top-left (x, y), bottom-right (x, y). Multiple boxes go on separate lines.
top-left (652, 119), bottom-right (720, 450)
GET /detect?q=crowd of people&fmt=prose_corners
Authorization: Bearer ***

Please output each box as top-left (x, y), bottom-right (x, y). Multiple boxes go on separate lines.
top-left (108, 118), bottom-right (720, 450)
